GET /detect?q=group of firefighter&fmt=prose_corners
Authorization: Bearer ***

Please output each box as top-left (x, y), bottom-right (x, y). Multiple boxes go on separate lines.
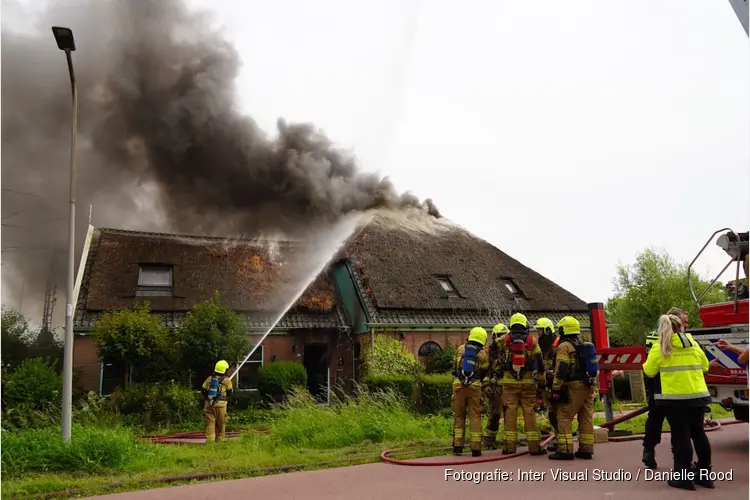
top-left (451, 312), bottom-right (598, 460)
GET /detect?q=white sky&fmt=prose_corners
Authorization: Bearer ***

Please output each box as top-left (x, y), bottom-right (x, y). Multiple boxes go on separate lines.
top-left (185, 0), bottom-right (749, 303)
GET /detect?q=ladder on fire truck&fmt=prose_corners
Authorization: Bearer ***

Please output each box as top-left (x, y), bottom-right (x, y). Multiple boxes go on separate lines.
top-left (591, 228), bottom-right (750, 427)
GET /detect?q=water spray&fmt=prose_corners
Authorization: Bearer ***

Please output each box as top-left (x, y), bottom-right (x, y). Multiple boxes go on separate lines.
top-left (228, 213), bottom-right (367, 381)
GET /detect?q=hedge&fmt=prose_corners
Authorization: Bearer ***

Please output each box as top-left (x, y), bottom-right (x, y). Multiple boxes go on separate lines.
top-left (613, 375), bottom-right (632, 400)
top-left (362, 374), bottom-right (414, 402)
top-left (258, 361), bottom-right (307, 403)
top-left (419, 374), bottom-right (453, 414)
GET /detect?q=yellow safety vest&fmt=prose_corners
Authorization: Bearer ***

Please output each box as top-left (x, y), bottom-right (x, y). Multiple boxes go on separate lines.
top-left (642, 331), bottom-right (711, 407)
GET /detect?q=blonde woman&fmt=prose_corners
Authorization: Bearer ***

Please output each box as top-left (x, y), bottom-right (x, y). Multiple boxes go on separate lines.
top-left (642, 314), bottom-right (713, 491)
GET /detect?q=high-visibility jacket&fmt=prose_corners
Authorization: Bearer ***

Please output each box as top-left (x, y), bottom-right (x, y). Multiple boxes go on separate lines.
top-left (645, 330), bottom-right (659, 350)
top-left (642, 331), bottom-right (711, 408)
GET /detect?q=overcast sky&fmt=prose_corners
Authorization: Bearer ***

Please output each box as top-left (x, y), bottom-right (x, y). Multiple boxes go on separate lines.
top-left (2, 0), bottom-right (748, 317)
top-left (180, 0), bottom-right (748, 303)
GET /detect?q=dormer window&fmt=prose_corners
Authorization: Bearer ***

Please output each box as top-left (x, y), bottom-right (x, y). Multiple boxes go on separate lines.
top-left (437, 276), bottom-right (460, 298)
top-left (137, 265), bottom-right (173, 296)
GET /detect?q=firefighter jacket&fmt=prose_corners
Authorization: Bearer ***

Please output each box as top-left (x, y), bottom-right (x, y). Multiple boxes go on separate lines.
top-left (452, 343), bottom-right (490, 388)
top-left (551, 336), bottom-right (589, 391)
top-left (642, 331), bottom-right (711, 408)
top-left (495, 333), bottom-right (546, 386)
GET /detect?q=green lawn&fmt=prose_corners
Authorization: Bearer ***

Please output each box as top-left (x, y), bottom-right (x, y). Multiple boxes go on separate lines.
top-left (1, 395), bottom-right (734, 499)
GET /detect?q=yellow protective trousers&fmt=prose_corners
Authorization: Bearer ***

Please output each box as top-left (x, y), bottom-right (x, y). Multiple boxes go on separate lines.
top-left (501, 383), bottom-right (541, 453)
top-left (452, 384), bottom-right (483, 451)
top-left (555, 381), bottom-right (595, 454)
top-left (482, 384), bottom-right (503, 447)
top-left (204, 402), bottom-right (228, 443)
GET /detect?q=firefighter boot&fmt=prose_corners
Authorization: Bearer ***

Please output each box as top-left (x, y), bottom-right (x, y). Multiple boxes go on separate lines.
top-left (453, 446), bottom-right (463, 456)
top-left (472, 450), bottom-right (482, 457)
top-left (548, 451), bottom-right (574, 460)
top-left (692, 463), bottom-right (715, 489)
top-left (668, 465), bottom-right (696, 491)
top-left (546, 438), bottom-right (557, 452)
top-left (642, 448), bottom-right (657, 469)
top-left (574, 450), bottom-right (592, 460)
top-left (481, 437), bottom-right (497, 450)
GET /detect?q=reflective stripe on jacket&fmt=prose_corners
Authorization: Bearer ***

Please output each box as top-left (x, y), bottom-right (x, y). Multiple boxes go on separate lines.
top-left (642, 331), bottom-right (711, 408)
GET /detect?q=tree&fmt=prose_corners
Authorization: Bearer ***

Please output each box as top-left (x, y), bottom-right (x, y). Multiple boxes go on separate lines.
top-left (91, 302), bottom-right (172, 387)
top-left (605, 247), bottom-right (729, 346)
top-left (2, 307), bottom-right (32, 370)
top-left (176, 291), bottom-right (250, 383)
top-left (1, 308), bottom-right (62, 372)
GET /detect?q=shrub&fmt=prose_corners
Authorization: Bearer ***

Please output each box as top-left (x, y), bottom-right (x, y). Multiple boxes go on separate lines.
top-left (3, 357), bottom-right (61, 412)
top-left (361, 335), bottom-right (423, 378)
top-left (613, 375), bottom-right (632, 400)
top-left (228, 390), bottom-right (262, 410)
top-left (425, 340), bottom-right (455, 374)
top-left (112, 381), bottom-right (200, 429)
top-left (257, 361), bottom-right (308, 403)
top-left (363, 374), bottom-right (414, 403)
top-left (419, 374), bottom-right (453, 413)
top-left (1, 425), bottom-right (157, 477)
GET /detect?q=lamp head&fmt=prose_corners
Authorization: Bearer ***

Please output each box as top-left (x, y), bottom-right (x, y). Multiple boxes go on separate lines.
top-left (51, 26), bottom-right (76, 51)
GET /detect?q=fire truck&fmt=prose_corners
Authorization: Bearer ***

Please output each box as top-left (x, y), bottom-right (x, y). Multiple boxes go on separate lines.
top-left (687, 229), bottom-right (749, 422)
top-left (592, 229), bottom-right (749, 424)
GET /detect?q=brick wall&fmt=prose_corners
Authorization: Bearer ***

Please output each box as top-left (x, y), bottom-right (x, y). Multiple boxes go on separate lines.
top-left (73, 335), bottom-right (101, 393)
top-left (73, 330), bottom-right (358, 396)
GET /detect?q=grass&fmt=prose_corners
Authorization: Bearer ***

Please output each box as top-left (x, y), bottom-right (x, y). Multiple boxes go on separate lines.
top-left (1, 390), bottom-right (735, 499)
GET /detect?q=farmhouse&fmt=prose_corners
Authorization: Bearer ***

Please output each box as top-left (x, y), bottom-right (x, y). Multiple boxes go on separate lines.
top-left (72, 212), bottom-right (589, 400)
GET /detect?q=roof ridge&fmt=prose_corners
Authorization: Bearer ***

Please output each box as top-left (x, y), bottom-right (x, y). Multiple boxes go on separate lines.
top-left (96, 226), bottom-right (304, 245)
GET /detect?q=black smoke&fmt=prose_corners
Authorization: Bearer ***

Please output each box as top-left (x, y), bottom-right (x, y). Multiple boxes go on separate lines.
top-left (1, 0), bottom-right (438, 323)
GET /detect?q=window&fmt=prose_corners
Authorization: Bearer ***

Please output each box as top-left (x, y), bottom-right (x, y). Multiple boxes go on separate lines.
top-left (100, 357), bottom-right (127, 396)
top-left (236, 345), bottom-right (263, 391)
top-left (437, 276), bottom-right (459, 298)
top-left (137, 265), bottom-right (173, 296)
top-left (500, 278), bottom-right (520, 295)
top-left (418, 341), bottom-right (442, 357)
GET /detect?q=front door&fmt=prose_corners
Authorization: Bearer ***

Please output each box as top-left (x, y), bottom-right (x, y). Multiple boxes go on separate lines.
top-left (304, 344), bottom-right (329, 402)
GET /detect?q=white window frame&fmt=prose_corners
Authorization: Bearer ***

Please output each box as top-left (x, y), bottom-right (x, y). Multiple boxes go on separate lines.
top-left (236, 345), bottom-right (264, 392)
top-left (138, 266), bottom-right (173, 286)
top-left (437, 277), bottom-right (459, 297)
top-left (501, 279), bottom-right (520, 295)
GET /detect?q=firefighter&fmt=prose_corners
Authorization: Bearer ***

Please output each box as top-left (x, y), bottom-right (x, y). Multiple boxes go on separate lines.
top-left (482, 323), bottom-right (508, 449)
top-left (497, 313), bottom-right (547, 455)
top-left (643, 314), bottom-right (713, 490)
top-left (642, 329), bottom-right (663, 468)
top-left (452, 327), bottom-right (490, 456)
top-left (548, 316), bottom-right (596, 460)
top-left (201, 360), bottom-right (233, 444)
top-left (535, 317), bottom-right (559, 451)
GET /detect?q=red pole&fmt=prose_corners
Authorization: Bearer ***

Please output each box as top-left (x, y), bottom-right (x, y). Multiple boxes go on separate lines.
top-left (588, 302), bottom-right (611, 394)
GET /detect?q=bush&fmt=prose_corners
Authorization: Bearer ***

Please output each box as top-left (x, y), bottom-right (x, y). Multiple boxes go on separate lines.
top-left (3, 358), bottom-right (61, 412)
top-left (363, 374), bottom-right (414, 403)
top-left (419, 374), bottom-right (453, 413)
top-left (227, 390), bottom-right (262, 410)
top-left (425, 340), bottom-right (455, 374)
top-left (257, 361), bottom-right (307, 403)
top-left (361, 335), bottom-right (423, 378)
top-left (1, 425), bottom-right (158, 477)
top-left (112, 381), bottom-right (200, 429)
top-left (613, 375), bottom-right (632, 400)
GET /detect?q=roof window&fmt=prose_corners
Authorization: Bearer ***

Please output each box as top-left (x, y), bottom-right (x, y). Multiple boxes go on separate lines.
top-left (500, 278), bottom-right (520, 295)
top-left (137, 265), bottom-right (173, 297)
top-left (437, 276), bottom-right (460, 298)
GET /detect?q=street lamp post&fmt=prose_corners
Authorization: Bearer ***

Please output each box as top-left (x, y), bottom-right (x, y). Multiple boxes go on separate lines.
top-left (52, 26), bottom-right (77, 443)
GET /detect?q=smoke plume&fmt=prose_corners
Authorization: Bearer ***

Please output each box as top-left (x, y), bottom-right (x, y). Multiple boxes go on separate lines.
top-left (1, 0), bottom-right (439, 324)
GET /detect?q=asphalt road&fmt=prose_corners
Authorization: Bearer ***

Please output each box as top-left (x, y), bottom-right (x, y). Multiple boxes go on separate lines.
top-left (89, 423), bottom-right (748, 500)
